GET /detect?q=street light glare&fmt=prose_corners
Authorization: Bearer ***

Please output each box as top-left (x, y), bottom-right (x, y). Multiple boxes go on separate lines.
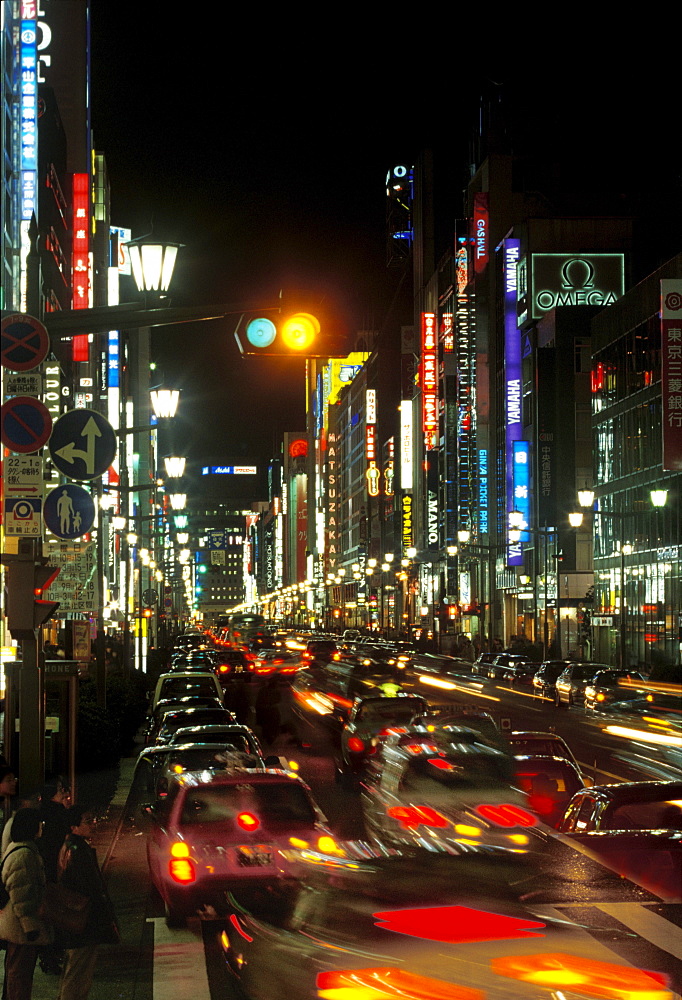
top-left (151, 389), bottom-right (180, 418)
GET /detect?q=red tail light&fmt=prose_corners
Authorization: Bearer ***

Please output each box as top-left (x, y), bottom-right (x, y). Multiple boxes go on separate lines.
top-left (219, 665), bottom-right (230, 674)
top-left (347, 737), bottom-right (365, 753)
top-left (474, 804), bottom-right (538, 828)
top-left (169, 858), bottom-right (196, 883)
top-left (236, 812), bottom-right (260, 831)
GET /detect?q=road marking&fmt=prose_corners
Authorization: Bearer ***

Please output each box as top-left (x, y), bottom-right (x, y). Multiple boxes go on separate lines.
top-left (576, 760), bottom-right (628, 782)
top-left (148, 917), bottom-right (211, 1000)
top-left (596, 904), bottom-right (682, 961)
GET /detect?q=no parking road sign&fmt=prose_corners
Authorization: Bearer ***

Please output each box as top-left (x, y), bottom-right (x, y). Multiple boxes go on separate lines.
top-left (1, 395), bottom-right (52, 453)
top-left (1, 313), bottom-right (49, 371)
top-left (49, 409), bottom-right (117, 481)
top-left (43, 485), bottom-right (95, 539)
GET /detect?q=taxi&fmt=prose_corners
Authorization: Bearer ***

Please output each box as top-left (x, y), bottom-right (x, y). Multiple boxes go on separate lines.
top-left (145, 768), bottom-right (338, 926)
top-left (339, 692), bottom-right (428, 773)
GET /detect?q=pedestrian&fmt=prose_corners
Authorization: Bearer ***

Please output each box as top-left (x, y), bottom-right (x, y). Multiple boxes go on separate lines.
top-left (38, 779), bottom-right (71, 883)
top-left (0, 769), bottom-right (18, 830)
top-left (0, 807), bottom-right (53, 1000)
top-left (54, 806), bottom-right (119, 1000)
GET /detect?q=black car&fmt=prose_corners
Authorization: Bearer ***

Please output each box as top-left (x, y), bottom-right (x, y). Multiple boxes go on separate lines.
top-left (583, 669), bottom-right (645, 710)
top-left (301, 639), bottom-right (338, 668)
top-left (488, 654), bottom-right (528, 681)
top-left (532, 660), bottom-right (572, 701)
top-left (555, 662), bottom-right (610, 708)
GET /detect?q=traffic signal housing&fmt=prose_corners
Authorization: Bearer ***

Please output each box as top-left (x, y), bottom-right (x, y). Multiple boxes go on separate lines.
top-left (234, 291), bottom-right (350, 358)
top-left (4, 558), bottom-right (60, 640)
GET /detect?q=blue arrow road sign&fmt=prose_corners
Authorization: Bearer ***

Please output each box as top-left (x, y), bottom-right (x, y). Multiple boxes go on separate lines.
top-left (43, 484), bottom-right (96, 539)
top-left (49, 409), bottom-right (117, 480)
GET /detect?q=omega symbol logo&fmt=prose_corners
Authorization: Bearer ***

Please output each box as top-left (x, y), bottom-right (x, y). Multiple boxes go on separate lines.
top-left (560, 257), bottom-right (595, 290)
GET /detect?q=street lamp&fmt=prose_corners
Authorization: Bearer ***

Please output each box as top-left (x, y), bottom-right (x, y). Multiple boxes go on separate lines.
top-left (151, 389), bottom-right (180, 419)
top-left (125, 236), bottom-right (184, 297)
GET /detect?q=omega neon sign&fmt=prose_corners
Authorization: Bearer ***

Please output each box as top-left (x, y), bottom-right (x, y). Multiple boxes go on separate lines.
top-left (530, 254), bottom-right (625, 319)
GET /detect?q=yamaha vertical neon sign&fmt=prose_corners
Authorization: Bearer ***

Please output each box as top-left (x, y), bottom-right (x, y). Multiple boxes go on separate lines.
top-left (504, 239), bottom-right (524, 566)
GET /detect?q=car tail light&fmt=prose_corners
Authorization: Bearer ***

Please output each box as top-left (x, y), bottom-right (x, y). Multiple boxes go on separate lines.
top-left (474, 804), bottom-right (538, 828)
top-left (332, 652), bottom-right (341, 661)
top-left (218, 664), bottom-right (230, 674)
top-left (236, 811), bottom-right (260, 831)
top-left (170, 841), bottom-right (190, 858)
top-left (387, 805), bottom-right (448, 829)
top-left (317, 967), bottom-right (477, 999)
top-left (169, 858), bottom-right (195, 883)
top-left (347, 737), bottom-right (365, 753)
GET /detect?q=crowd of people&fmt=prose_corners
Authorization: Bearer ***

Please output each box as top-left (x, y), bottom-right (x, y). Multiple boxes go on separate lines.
top-left (0, 771), bottom-right (118, 1000)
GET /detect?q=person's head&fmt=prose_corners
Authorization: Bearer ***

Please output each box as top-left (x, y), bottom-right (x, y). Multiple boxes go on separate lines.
top-left (0, 767), bottom-right (18, 797)
top-left (66, 805), bottom-right (95, 837)
top-left (42, 778), bottom-right (71, 806)
top-left (10, 808), bottom-right (42, 842)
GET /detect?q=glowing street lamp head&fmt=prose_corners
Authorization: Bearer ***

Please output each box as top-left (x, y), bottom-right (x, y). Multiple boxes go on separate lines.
top-left (151, 389), bottom-right (180, 419)
top-left (169, 493), bottom-right (187, 510)
top-left (164, 456), bottom-right (186, 478)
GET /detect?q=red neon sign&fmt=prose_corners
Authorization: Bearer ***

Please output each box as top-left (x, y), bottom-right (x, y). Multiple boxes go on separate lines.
top-left (421, 312), bottom-right (438, 448)
top-left (71, 172), bottom-right (91, 361)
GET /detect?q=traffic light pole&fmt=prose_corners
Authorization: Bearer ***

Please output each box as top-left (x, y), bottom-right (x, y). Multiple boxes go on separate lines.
top-left (20, 600), bottom-right (45, 794)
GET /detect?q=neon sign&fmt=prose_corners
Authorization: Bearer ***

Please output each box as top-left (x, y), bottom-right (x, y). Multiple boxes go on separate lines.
top-left (531, 254), bottom-right (625, 319)
top-left (472, 192), bottom-right (489, 274)
top-left (512, 441), bottom-right (530, 543)
top-left (503, 239), bottom-right (522, 566)
top-left (421, 312), bottom-right (437, 448)
top-left (400, 400), bottom-right (413, 490)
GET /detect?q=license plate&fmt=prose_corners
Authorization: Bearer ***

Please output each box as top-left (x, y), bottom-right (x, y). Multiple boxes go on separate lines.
top-left (236, 846), bottom-right (273, 867)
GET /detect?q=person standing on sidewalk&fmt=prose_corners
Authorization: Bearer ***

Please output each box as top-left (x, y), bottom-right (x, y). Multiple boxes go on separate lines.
top-left (0, 808), bottom-right (52, 1000)
top-left (55, 806), bottom-right (119, 1000)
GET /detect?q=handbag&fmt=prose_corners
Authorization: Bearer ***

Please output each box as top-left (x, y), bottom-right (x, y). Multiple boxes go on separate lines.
top-left (41, 881), bottom-right (91, 935)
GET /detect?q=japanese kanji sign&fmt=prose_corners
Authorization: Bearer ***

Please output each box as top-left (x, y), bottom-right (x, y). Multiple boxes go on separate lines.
top-left (661, 280), bottom-right (682, 472)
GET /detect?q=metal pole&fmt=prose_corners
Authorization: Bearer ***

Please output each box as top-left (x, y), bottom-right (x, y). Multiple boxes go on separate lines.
top-left (619, 544), bottom-right (626, 668)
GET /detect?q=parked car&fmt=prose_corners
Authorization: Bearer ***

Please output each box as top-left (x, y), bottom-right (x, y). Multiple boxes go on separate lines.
top-left (554, 662), bottom-right (611, 708)
top-left (513, 754), bottom-right (585, 828)
top-left (471, 653), bottom-right (496, 676)
top-left (558, 780), bottom-right (682, 900)
top-left (150, 705), bottom-right (236, 746)
top-left (507, 731), bottom-right (590, 783)
top-left (583, 669), bottom-right (646, 711)
top-left (150, 672), bottom-right (224, 713)
top-left (145, 769), bottom-right (336, 925)
top-left (532, 660), bottom-right (572, 701)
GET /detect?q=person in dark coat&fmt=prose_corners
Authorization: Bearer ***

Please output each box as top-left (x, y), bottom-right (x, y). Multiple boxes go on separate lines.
top-left (55, 806), bottom-right (119, 1000)
top-left (0, 808), bottom-right (53, 1000)
top-left (38, 779), bottom-right (71, 883)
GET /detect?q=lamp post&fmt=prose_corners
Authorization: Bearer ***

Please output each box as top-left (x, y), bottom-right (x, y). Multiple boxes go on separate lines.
top-left (575, 489), bottom-right (667, 668)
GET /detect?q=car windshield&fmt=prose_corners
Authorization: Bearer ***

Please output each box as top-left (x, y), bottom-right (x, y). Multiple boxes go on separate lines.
top-left (160, 710), bottom-right (228, 735)
top-left (179, 782), bottom-right (316, 828)
top-left (356, 699), bottom-right (426, 724)
top-left (510, 738), bottom-right (568, 757)
top-left (606, 797), bottom-right (682, 831)
top-left (159, 679), bottom-right (216, 700)
top-left (167, 746), bottom-right (253, 770)
top-left (399, 753), bottom-right (512, 800)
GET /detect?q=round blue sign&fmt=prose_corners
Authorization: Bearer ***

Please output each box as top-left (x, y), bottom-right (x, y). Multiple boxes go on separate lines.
top-left (43, 484), bottom-right (95, 539)
top-left (49, 409), bottom-right (117, 481)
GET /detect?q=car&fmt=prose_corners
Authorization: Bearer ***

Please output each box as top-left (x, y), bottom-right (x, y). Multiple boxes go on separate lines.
top-left (512, 754), bottom-right (586, 828)
top-left (506, 659), bottom-right (542, 689)
top-left (145, 768), bottom-right (337, 925)
top-left (133, 742), bottom-right (268, 803)
top-left (554, 661), bottom-right (611, 708)
top-left (169, 723), bottom-right (264, 753)
top-left (487, 653), bottom-right (529, 682)
top-left (409, 653), bottom-right (475, 681)
top-left (217, 842), bottom-right (682, 999)
top-left (149, 672), bottom-right (224, 713)
top-left (471, 652), bottom-right (496, 676)
top-left (583, 668), bottom-right (646, 710)
top-left (558, 780), bottom-right (682, 901)
top-left (151, 705), bottom-right (236, 746)
top-left (339, 693), bottom-right (429, 773)
top-left (506, 731), bottom-right (593, 784)
top-left (250, 649), bottom-right (301, 678)
top-left (532, 660), bottom-right (572, 701)
top-left (212, 648), bottom-right (254, 683)
top-left (414, 707), bottom-right (506, 749)
top-left (145, 696), bottom-right (226, 744)
top-left (301, 639), bottom-right (338, 668)
top-left (361, 724), bottom-right (531, 851)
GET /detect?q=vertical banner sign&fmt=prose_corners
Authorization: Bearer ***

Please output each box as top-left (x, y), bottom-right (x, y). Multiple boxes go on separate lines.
top-left (426, 452), bottom-right (440, 553)
top-left (400, 400), bottom-right (413, 491)
top-left (512, 442), bottom-right (531, 542)
top-left (71, 172), bottom-right (91, 327)
top-left (421, 312), bottom-right (437, 448)
top-left (295, 474), bottom-right (308, 583)
top-left (365, 389), bottom-right (379, 496)
top-left (472, 192), bottom-right (489, 274)
top-left (20, 9), bottom-right (38, 220)
top-left (503, 239), bottom-right (523, 566)
top-left (661, 280), bottom-right (682, 472)
top-left (537, 348), bottom-right (556, 524)
top-left (325, 432), bottom-right (338, 572)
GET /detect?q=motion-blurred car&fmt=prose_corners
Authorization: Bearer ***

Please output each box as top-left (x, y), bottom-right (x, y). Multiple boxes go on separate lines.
top-left (339, 693), bottom-right (428, 773)
top-left (251, 649), bottom-right (301, 678)
top-left (471, 652), bottom-right (495, 676)
top-left (507, 731), bottom-right (583, 775)
top-left (554, 661), bottom-right (610, 708)
top-left (145, 769), bottom-right (336, 925)
top-left (218, 843), bottom-right (680, 1000)
top-left (414, 707), bottom-right (505, 749)
top-left (361, 724), bottom-right (533, 851)
top-left (212, 648), bottom-right (254, 683)
top-left (583, 668), bottom-right (646, 711)
top-left (532, 660), bottom-right (571, 701)
top-left (134, 743), bottom-right (267, 803)
top-left (488, 654), bottom-right (529, 682)
top-left (558, 780), bottom-right (682, 900)
top-left (409, 653), bottom-right (476, 683)
top-left (513, 754), bottom-right (585, 828)
top-left (301, 638), bottom-right (338, 668)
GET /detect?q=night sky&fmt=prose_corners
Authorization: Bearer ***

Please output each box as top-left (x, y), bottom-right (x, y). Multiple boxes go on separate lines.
top-left (88, 21), bottom-right (681, 475)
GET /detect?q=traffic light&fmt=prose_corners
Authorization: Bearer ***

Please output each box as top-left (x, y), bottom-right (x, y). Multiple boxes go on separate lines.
top-left (234, 291), bottom-right (350, 358)
top-left (5, 558), bottom-right (60, 640)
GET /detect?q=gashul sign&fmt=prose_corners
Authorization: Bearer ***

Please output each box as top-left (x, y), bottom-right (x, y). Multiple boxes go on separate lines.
top-left (661, 279), bottom-right (682, 471)
top-left (421, 312), bottom-right (437, 448)
top-left (472, 192), bottom-right (489, 274)
top-left (530, 254), bottom-right (625, 320)
top-left (503, 239), bottom-right (523, 566)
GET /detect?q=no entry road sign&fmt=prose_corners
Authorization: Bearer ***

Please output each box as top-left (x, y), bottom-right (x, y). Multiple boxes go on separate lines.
top-left (1, 313), bottom-right (49, 371)
top-left (0, 395), bottom-right (53, 453)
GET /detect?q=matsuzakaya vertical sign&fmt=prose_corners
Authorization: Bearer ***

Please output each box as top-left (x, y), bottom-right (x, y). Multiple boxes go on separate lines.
top-left (661, 280), bottom-right (682, 472)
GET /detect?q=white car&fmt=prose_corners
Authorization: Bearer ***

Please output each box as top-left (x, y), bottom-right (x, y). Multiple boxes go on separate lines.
top-left (150, 672), bottom-right (223, 713)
